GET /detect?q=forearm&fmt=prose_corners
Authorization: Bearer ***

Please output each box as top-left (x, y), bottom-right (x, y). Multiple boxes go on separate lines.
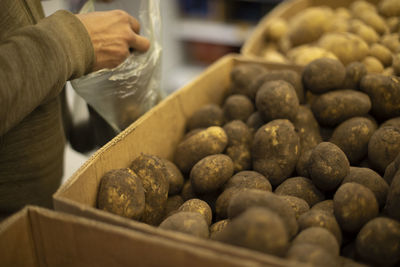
top-left (0, 10), bottom-right (94, 136)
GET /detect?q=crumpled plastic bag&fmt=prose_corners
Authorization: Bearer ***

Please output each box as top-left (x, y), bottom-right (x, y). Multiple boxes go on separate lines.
top-left (71, 0), bottom-right (163, 132)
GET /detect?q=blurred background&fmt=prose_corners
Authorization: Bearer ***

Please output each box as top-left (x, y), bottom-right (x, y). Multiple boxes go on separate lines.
top-left (41, 0), bottom-right (282, 181)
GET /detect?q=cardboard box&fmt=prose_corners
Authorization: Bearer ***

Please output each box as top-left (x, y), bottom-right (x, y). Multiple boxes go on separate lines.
top-left (241, 0), bottom-right (380, 58)
top-left (54, 54), bottom-right (303, 266)
top-left (0, 206), bottom-right (304, 267)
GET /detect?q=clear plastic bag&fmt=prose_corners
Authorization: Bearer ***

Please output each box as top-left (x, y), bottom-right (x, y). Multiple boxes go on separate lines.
top-left (71, 0), bottom-right (163, 132)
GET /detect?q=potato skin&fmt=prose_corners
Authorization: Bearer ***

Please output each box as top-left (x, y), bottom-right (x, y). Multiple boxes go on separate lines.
top-left (161, 158), bottom-right (184, 195)
top-left (255, 80), bottom-right (299, 122)
top-left (252, 119), bottom-right (300, 186)
top-left (174, 126), bottom-right (228, 173)
top-left (159, 211), bottom-right (209, 238)
top-left (164, 195), bottom-right (184, 218)
top-left (223, 94), bottom-right (254, 122)
top-left (330, 117), bottom-right (377, 165)
top-left (130, 154), bottom-right (169, 225)
top-left (97, 168), bottom-right (145, 220)
top-left (224, 170), bottom-right (272, 192)
top-left (311, 199), bottom-right (334, 215)
top-left (209, 219), bottom-right (229, 239)
top-left (292, 227), bottom-right (340, 256)
top-left (190, 154), bottom-right (234, 194)
top-left (356, 217), bottom-right (400, 266)
top-left (308, 142), bottom-right (350, 191)
top-left (341, 62), bottom-right (367, 90)
top-left (178, 198), bottom-right (212, 226)
top-left (279, 195), bottom-right (310, 220)
top-left (215, 187), bottom-right (244, 220)
top-left (383, 150), bottom-right (400, 185)
top-left (186, 104), bottom-right (224, 131)
top-left (333, 183), bottom-right (378, 233)
top-left (286, 243), bottom-right (340, 267)
top-left (384, 170), bottom-right (400, 221)
top-left (311, 90), bottom-right (371, 127)
top-left (360, 74), bottom-right (400, 120)
top-left (214, 207), bottom-right (289, 257)
top-left (302, 58), bottom-right (346, 94)
top-left (230, 64), bottom-right (267, 99)
top-left (246, 112), bottom-right (264, 131)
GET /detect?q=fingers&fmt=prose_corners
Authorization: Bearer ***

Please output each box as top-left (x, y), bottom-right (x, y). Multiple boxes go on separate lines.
top-left (127, 33), bottom-right (150, 52)
top-left (128, 16), bottom-right (140, 34)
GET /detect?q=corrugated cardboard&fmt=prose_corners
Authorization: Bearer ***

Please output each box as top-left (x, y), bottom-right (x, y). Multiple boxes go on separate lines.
top-left (0, 206), bottom-right (305, 267)
top-left (53, 54), bottom-right (303, 266)
top-left (241, 0), bottom-right (381, 57)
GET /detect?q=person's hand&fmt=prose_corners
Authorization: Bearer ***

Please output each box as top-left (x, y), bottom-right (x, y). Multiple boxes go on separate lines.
top-left (76, 10), bottom-right (150, 71)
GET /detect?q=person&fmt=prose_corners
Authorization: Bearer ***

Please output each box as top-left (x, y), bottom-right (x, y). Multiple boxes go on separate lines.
top-left (0, 0), bottom-right (150, 218)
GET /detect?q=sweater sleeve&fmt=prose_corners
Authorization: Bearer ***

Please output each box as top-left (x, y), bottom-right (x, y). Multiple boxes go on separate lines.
top-left (0, 10), bottom-right (94, 136)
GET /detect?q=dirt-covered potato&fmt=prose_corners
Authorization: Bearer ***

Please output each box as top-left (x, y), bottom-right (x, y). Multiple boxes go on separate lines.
top-left (255, 80), bottom-right (299, 122)
top-left (230, 64), bottom-right (268, 99)
top-left (379, 0), bottom-right (400, 17)
top-left (174, 126), bottom-right (228, 173)
top-left (302, 58), bottom-right (346, 94)
top-left (330, 117), bottom-right (377, 164)
top-left (370, 43), bottom-right (393, 67)
top-left (311, 199), bottom-right (334, 214)
top-left (246, 112), bottom-right (264, 131)
top-left (356, 217), bottom-right (400, 266)
top-left (164, 195), bottom-right (184, 218)
top-left (222, 94), bottom-right (254, 122)
top-left (286, 243), bottom-right (340, 267)
top-left (224, 170), bottom-right (272, 192)
top-left (383, 150), bottom-right (400, 185)
top-left (279, 195), bottom-right (310, 220)
top-left (292, 227), bottom-right (340, 256)
top-left (159, 211), bottom-right (209, 238)
top-left (308, 142), bottom-right (350, 191)
top-left (97, 168), bottom-right (145, 220)
top-left (342, 167), bottom-right (389, 208)
top-left (363, 56), bottom-right (384, 73)
top-left (286, 45), bottom-right (338, 66)
top-left (341, 62), bottom-right (367, 90)
top-left (252, 119), bottom-right (300, 186)
top-left (368, 126), bottom-right (400, 173)
top-left (227, 189), bottom-right (298, 238)
top-left (385, 170), bottom-right (400, 221)
top-left (215, 187), bottom-right (244, 220)
top-left (296, 150), bottom-right (313, 178)
top-left (298, 209), bottom-right (342, 245)
top-left (161, 158), bottom-right (184, 195)
top-left (275, 177), bottom-right (325, 207)
top-left (333, 183), bottom-right (378, 233)
top-left (214, 207), bottom-right (289, 257)
top-left (225, 145), bottom-right (251, 173)
top-left (293, 105), bottom-right (322, 152)
top-left (130, 154), bottom-right (169, 225)
top-left (318, 32), bottom-right (369, 65)
top-left (340, 257), bottom-right (368, 267)
top-left (360, 74), bottom-right (400, 120)
top-left (190, 154), bottom-right (234, 194)
top-left (181, 180), bottom-right (196, 201)
top-left (186, 104), bottom-right (224, 131)
top-left (209, 219), bottom-right (229, 239)
top-left (311, 90), bottom-right (371, 127)
top-left (177, 198), bottom-right (212, 226)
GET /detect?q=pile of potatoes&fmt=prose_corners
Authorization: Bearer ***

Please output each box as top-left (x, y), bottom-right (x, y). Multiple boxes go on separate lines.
top-left (261, 0), bottom-right (400, 75)
top-left (96, 56), bottom-right (400, 266)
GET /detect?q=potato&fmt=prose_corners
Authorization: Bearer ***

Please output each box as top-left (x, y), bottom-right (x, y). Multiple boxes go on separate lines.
top-left (255, 80), bottom-right (299, 122)
top-left (161, 158), bottom-right (184, 195)
top-left (368, 126), bottom-right (400, 173)
top-left (230, 64), bottom-right (267, 98)
top-left (286, 243), bottom-right (340, 267)
top-left (177, 198), bottom-right (212, 226)
top-left (318, 32), bottom-right (369, 65)
top-left (262, 49), bottom-right (288, 64)
top-left (287, 7), bottom-right (333, 46)
top-left (224, 170), bottom-right (271, 192)
top-left (330, 117), bottom-right (377, 164)
top-left (265, 18), bottom-right (288, 42)
top-left (379, 0), bottom-right (400, 17)
top-left (296, 150), bottom-right (313, 178)
top-left (279, 195), bottom-right (310, 220)
top-left (342, 167), bottom-right (389, 208)
top-left (360, 74), bottom-right (400, 120)
top-left (181, 179), bottom-right (196, 201)
top-left (311, 199), bottom-right (334, 214)
top-left (252, 119), bottom-right (300, 186)
top-left (350, 0), bottom-right (377, 14)
top-left (186, 104), bottom-right (224, 131)
top-left (383, 150), bottom-right (400, 185)
top-left (341, 62), bottom-right (367, 90)
top-left (225, 145), bottom-right (251, 173)
top-left (292, 227), bottom-right (340, 256)
top-left (353, 10), bottom-right (388, 35)
top-left (335, 7), bottom-right (352, 20)
top-left (159, 211), bottom-right (209, 238)
top-left (287, 45), bottom-right (338, 66)
top-left (333, 183), bottom-right (378, 233)
top-left (97, 168), bottom-right (145, 220)
top-left (190, 154), bottom-right (233, 194)
top-left (214, 207), bottom-right (289, 257)
top-left (209, 219), bottom-right (229, 239)
top-left (349, 19), bottom-right (379, 45)
top-left (174, 126), bottom-right (228, 173)
top-left (362, 56), bottom-right (384, 73)
top-left (274, 177), bottom-right (325, 207)
top-left (130, 154), bottom-right (169, 225)
top-left (325, 16), bottom-right (350, 33)
top-left (298, 209), bottom-right (342, 245)
top-left (222, 94), bottom-right (254, 122)
top-left (340, 257), bottom-right (368, 267)
top-left (384, 170), bottom-right (400, 220)
top-left (311, 90), bottom-right (371, 127)
top-left (393, 53), bottom-right (400, 76)
top-left (249, 69), bottom-right (305, 103)
top-left (386, 17), bottom-right (400, 33)
top-left (227, 189), bottom-right (298, 238)
top-left (356, 217), bottom-right (400, 266)
top-left (308, 142), bottom-right (350, 191)
top-left (302, 58), bottom-right (346, 94)
top-left (380, 33), bottom-right (400, 53)
top-left (369, 43), bottom-right (393, 67)
top-left (164, 195), bottom-right (184, 218)
top-left (246, 112), bottom-right (264, 131)
top-left (215, 187), bottom-right (244, 220)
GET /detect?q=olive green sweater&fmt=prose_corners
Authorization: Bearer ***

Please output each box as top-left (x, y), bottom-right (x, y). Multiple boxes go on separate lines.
top-left (0, 0), bottom-right (94, 213)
